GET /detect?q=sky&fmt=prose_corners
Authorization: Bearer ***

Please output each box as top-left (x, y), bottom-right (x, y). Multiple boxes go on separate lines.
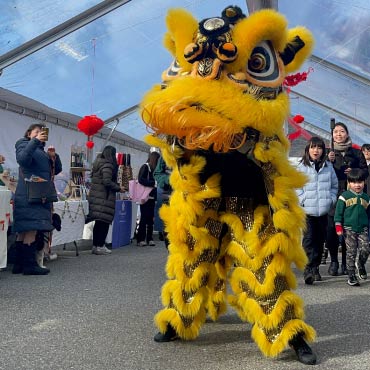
top-left (1, 0), bottom-right (370, 144)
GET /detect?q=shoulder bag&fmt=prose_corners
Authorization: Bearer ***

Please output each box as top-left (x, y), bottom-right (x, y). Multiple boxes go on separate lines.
top-left (129, 164), bottom-right (153, 204)
top-left (21, 169), bottom-right (58, 204)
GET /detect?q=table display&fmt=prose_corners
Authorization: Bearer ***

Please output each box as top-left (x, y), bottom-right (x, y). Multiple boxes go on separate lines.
top-left (51, 200), bottom-right (88, 248)
top-left (82, 200), bottom-right (138, 247)
top-left (0, 188), bottom-right (12, 268)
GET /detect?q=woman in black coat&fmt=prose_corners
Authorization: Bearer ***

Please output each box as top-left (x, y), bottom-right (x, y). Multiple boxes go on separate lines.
top-left (137, 151), bottom-right (160, 247)
top-left (13, 123), bottom-right (62, 275)
top-left (88, 145), bottom-right (123, 255)
top-left (327, 122), bottom-right (368, 276)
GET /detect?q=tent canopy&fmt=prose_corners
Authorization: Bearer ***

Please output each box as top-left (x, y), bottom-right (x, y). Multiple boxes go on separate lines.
top-left (1, 0), bottom-right (370, 144)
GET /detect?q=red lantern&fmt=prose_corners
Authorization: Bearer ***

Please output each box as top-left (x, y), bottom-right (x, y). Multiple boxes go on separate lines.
top-left (86, 140), bottom-right (95, 149)
top-left (77, 115), bottom-right (104, 136)
top-left (293, 114), bottom-right (304, 123)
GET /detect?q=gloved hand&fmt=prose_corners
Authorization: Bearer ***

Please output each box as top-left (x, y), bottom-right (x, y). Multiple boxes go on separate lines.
top-left (335, 224), bottom-right (344, 244)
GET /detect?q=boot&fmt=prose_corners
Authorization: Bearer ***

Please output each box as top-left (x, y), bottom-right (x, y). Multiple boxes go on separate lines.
top-left (289, 333), bottom-right (317, 365)
top-left (22, 242), bottom-right (50, 275)
top-left (154, 324), bottom-right (178, 342)
top-left (328, 261), bottom-right (339, 276)
top-left (12, 241), bottom-right (24, 274)
top-left (303, 267), bottom-right (314, 285)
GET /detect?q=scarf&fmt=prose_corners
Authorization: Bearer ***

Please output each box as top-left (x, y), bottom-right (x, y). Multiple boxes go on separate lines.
top-left (333, 137), bottom-right (352, 152)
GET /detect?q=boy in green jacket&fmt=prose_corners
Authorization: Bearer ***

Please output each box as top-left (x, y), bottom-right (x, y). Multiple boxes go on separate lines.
top-left (335, 168), bottom-right (370, 286)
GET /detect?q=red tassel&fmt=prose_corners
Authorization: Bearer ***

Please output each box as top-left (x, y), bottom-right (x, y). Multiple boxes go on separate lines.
top-left (77, 115), bottom-right (104, 136)
top-left (284, 67), bottom-right (313, 87)
top-left (86, 141), bottom-right (94, 149)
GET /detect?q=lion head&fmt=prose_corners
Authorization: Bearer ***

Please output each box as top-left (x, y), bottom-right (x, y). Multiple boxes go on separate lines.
top-left (141, 6), bottom-right (314, 152)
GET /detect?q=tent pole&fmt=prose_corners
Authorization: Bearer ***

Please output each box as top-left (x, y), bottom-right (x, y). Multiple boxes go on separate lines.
top-left (0, 0), bottom-right (132, 74)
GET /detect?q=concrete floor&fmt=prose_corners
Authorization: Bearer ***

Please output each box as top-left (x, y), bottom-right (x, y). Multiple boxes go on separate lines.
top-left (1, 241), bottom-right (370, 370)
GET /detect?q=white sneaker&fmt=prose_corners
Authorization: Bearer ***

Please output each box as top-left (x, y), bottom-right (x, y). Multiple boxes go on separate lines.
top-left (148, 240), bottom-right (156, 246)
top-left (95, 246), bottom-right (112, 255)
top-left (138, 241), bottom-right (146, 247)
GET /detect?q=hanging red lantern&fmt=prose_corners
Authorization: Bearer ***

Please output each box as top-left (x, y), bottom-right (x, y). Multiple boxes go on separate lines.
top-left (86, 140), bottom-right (95, 149)
top-left (77, 115), bottom-right (104, 136)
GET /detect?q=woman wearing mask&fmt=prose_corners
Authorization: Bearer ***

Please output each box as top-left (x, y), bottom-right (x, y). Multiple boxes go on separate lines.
top-left (13, 123), bottom-right (62, 275)
top-left (88, 146), bottom-right (124, 255)
top-left (327, 122), bottom-right (368, 276)
top-left (297, 137), bottom-right (338, 284)
top-left (136, 151), bottom-right (160, 247)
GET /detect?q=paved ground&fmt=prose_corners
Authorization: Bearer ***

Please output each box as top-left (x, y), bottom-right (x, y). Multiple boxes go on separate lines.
top-left (1, 240), bottom-right (370, 370)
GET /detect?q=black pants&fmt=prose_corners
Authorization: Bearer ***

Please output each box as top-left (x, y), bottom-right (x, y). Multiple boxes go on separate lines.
top-left (303, 215), bottom-right (327, 268)
top-left (326, 215), bottom-right (346, 265)
top-left (137, 199), bottom-right (155, 243)
top-left (93, 220), bottom-right (110, 247)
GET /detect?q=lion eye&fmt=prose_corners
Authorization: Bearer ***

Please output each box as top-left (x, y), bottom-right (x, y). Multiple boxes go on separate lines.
top-left (249, 53), bottom-right (266, 71)
top-left (246, 41), bottom-right (280, 82)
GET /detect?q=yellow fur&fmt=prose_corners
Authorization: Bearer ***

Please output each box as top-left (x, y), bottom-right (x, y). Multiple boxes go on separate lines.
top-left (145, 6), bottom-right (315, 359)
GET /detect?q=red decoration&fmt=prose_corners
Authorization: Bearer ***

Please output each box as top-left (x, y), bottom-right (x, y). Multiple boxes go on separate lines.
top-left (293, 114), bottom-right (304, 123)
top-left (287, 115), bottom-right (312, 141)
top-left (283, 67), bottom-right (314, 88)
top-left (77, 115), bottom-right (104, 136)
top-left (86, 141), bottom-right (95, 149)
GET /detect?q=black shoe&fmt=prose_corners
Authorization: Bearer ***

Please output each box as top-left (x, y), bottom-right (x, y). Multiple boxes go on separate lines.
top-left (22, 242), bottom-right (50, 275)
top-left (341, 264), bottom-right (348, 275)
top-left (154, 325), bottom-right (178, 342)
top-left (12, 241), bottom-right (23, 274)
top-left (289, 333), bottom-right (317, 365)
top-left (304, 267), bottom-right (314, 285)
top-left (328, 261), bottom-right (339, 276)
top-left (313, 267), bottom-right (322, 281)
top-left (356, 261), bottom-right (367, 280)
top-left (158, 232), bottom-right (164, 241)
top-left (347, 272), bottom-right (360, 286)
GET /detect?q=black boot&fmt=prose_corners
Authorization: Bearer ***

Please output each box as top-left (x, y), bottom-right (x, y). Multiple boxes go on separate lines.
top-left (328, 261), bottom-right (339, 276)
top-left (304, 267), bottom-right (314, 285)
top-left (12, 241), bottom-right (24, 274)
top-left (22, 242), bottom-right (50, 275)
top-left (289, 333), bottom-right (317, 365)
top-left (154, 324), bottom-right (178, 342)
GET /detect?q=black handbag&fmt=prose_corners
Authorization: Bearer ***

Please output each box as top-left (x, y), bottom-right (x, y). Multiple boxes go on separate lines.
top-left (26, 180), bottom-right (58, 204)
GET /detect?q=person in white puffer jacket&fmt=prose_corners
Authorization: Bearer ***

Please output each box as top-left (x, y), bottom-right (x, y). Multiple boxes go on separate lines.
top-left (296, 137), bottom-right (338, 285)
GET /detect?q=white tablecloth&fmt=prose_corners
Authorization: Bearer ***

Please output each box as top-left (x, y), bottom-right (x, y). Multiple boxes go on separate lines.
top-left (0, 188), bottom-right (12, 268)
top-left (51, 200), bottom-right (88, 247)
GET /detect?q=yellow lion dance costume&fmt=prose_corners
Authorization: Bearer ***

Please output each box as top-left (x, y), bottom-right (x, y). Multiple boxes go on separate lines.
top-left (141, 6), bottom-right (316, 365)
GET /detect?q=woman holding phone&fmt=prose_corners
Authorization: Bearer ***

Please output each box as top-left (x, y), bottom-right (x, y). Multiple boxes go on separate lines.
top-left (326, 122), bottom-right (368, 276)
top-left (12, 123), bottom-right (62, 275)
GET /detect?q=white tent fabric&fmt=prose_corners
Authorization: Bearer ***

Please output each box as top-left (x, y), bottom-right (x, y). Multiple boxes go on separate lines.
top-left (1, 0), bottom-right (370, 143)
